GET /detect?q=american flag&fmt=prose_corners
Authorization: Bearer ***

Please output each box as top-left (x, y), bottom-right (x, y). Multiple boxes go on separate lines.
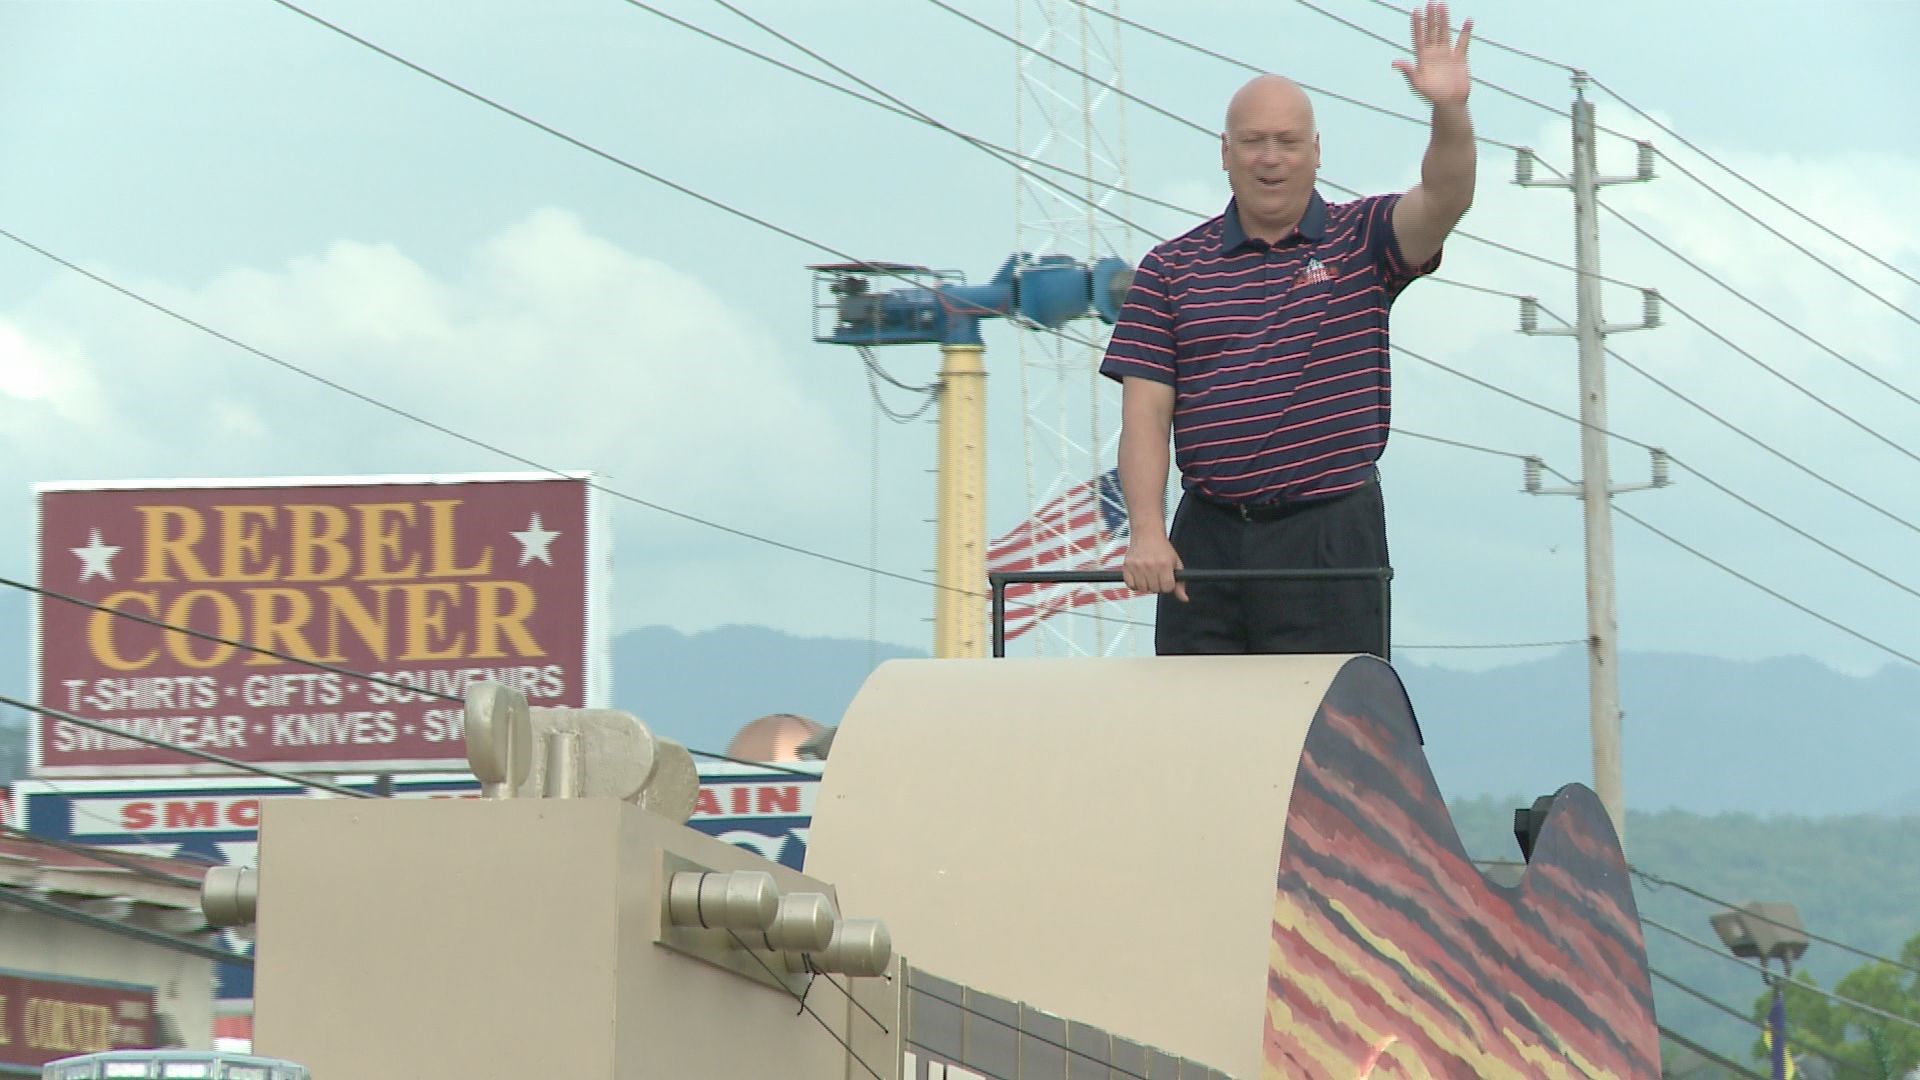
top-left (986, 467), bottom-right (1135, 642)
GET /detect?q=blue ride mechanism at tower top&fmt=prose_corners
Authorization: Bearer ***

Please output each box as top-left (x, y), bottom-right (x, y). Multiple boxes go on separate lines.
top-left (809, 253), bottom-right (1133, 347)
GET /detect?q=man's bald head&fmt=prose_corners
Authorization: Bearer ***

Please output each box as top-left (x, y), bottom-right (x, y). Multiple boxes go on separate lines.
top-left (1224, 75), bottom-right (1316, 139)
top-left (1219, 74), bottom-right (1323, 242)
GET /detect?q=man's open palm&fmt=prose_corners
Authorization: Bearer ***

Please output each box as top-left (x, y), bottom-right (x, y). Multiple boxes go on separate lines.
top-left (1393, 2), bottom-right (1473, 107)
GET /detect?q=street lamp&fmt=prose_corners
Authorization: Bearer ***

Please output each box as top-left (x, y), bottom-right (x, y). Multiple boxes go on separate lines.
top-left (1710, 901), bottom-right (1810, 1080)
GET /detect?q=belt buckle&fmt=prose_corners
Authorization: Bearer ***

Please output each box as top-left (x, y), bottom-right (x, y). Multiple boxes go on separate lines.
top-left (1237, 503), bottom-right (1253, 522)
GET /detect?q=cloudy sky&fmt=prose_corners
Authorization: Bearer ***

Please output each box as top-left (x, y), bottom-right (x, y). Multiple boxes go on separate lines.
top-left (2, 0), bottom-right (1916, 679)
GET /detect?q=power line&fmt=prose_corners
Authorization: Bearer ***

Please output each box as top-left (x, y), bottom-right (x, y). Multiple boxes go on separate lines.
top-left (0, 223), bottom-right (975, 601)
top-left (1059, 0), bottom-right (1531, 153)
top-left (1397, 638), bottom-right (1574, 645)
top-left (1397, 639), bottom-right (1582, 651)
top-left (2, 574), bottom-right (1557, 794)
top-left (1065, 2), bottom-right (1920, 437)
top-left (1409, 326), bottom-right (1920, 598)
top-left (1399, 349), bottom-right (1920, 665)
top-left (1644, 914), bottom-right (1920, 1035)
top-left (680, 747), bottom-right (822, 778)
top-left (1605, 512), bottom-right (1907, 670)
top-left (3, 779), bottom-right (226, 866)
top-left (304, 0), bottom-right (1920, 645)
top-left (918, 0), bottom-right (1609, 286)
top-left (623, 0), bottom-right (1191, 256)
top-left (1633, 865), bottom-right (1920, 982)
top-left (0, 4), bottom-right (1548, 662)
top-left (722, 929), bottom-right (886, 1080)
top-left (1657, 1024), bottom-right (1767, 1080)
top-left (1588, 75), bottom-right (1920, 293)
top-left (1356, 0), bottom-right (1575, 73)
top-left (1482, 855), bottom-right (1920, 990)
top-left (1283, 0), bottom-right (1607, 130)
top-left (901, 979), bottom-right (1158, 1080)
top-left (1653, 969), bottom-right (1862, 1079)
top-left (1511, 306), bottom-right (1920, 598)
top-left (1598, 338), bottom-right (1920, 542)
top-left (1528, 461), bottom-right (1920, 669)
top-left (258, 1), bottom-right (1104, 354)
top-left (1617, 148), bottom-right (1920, 328)
top-left (9, 568), bottom-right (833, 776)
top-left (1394, 342), bottom-right (1631, 443)
top-left (1312, 1), bottom-right (1920, 292)
top-left (148, 0), bottom-right (1920, 673)
top-left (1661, 455), bottom-right (1920, 605)
top-left (0, 575), bottom-right (467, 704)
top-left (689, 0), bottom-right (1553, 383)
top-left (991, 2), bottom-right (1920, 497)
top-left (22, 238), bottom-right (1858, 672)
top-left (1359, 0), bottom-right (1920, 304)
top-left (921, 0), bottom-right (1209, 137)
top-left (793, 954), bottom-right (891, 1038)
top-left (1601, 204), bottom-right (1920, 414)
top-left (0, 693), bottom-right (375, 797)
top-left (237, 0), bottom-right (1157, 653)
top-left (27, 169), bottom-right (1910, 682)
top-left (0, 822), bottom-right (202, 889)
top-left (0, 271), bottom-right (1572, 750)
top-left (0, 881), bottom-right (250, 968)
top-left (1327, 1), bottom-right (1920, 320)
top-left (647, 0), bottom-right (1570, 347)
top-left (1396, 428), bottom-right (1533, 460)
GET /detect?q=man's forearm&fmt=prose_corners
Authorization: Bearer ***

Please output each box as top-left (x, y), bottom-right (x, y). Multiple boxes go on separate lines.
top-left (1117, 423), bottom-right (1170, 539)
top-left (1420, 101), bottom-right (1477, 216)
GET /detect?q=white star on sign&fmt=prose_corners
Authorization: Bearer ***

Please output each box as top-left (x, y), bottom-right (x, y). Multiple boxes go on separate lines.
top-left (72, 528), bottom-right (121, 582)
top-left (511, 513), bottom-right (560, 566)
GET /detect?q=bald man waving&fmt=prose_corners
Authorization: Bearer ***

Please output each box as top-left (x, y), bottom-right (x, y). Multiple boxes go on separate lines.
top-left (1100, 2), bottom-right (1475, 657)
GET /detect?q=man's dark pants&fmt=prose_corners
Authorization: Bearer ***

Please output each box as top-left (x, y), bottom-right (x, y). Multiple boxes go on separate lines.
top-left (1155, 473), bottom-right (1389, 657)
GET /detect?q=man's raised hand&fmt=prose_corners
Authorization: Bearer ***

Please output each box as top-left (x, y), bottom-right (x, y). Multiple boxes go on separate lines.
top-left (1393, 2), bottom-right (1473, 108)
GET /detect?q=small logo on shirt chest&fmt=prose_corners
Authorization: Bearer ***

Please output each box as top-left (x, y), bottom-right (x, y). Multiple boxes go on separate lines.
top-left (1296, 257), bottom-right (1334, 287)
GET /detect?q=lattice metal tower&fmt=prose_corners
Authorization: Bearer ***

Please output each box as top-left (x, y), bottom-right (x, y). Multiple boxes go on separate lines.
top-left (1009, 0), bottom-right (1142, 655)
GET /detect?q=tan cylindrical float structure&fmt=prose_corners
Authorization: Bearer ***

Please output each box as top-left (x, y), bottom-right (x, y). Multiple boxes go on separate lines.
top-left (803, 653), bottom-right (1660, 1078)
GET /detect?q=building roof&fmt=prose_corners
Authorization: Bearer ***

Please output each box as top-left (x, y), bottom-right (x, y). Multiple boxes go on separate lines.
top-left (0, 828), bottom-right (226, 954)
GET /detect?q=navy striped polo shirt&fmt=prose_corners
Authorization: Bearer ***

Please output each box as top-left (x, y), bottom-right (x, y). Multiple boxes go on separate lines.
top-left (1099, 191), bottom-right (1439, 505)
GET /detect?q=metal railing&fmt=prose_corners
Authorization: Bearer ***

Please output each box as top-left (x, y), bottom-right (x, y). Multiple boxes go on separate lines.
top-left (986, 568), bottom-right (1393, 658)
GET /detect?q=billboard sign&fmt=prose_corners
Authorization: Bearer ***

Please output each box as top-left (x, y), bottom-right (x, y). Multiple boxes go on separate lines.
top-left (31, 472), bottom-right (606, 777)
top-left (8, 762), bottom-right (823, 1001)
top-left (0, 968), bottom-right (157, 1070)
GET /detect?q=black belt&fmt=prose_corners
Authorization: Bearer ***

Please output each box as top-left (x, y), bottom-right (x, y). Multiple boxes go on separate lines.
top-left (1191, 483), bottom-right (1358, 522)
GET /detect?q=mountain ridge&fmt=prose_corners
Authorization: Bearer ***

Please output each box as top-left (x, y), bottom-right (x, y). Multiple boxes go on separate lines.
top-left (3, 585), bottom-right (1916, 817)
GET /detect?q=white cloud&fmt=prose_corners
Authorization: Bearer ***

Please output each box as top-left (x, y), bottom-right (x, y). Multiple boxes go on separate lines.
top-left (0, 209), bottom-right (875, 637)
top-left (1372, 105), bottom-right (1920, 675)
top-left (0, 322), bottom-right (103, 425)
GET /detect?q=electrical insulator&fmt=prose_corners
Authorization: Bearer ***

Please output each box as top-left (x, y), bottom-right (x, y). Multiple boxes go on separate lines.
top-left (1641, 288), bottom-right (1663, 329)
top-left (1523, 457), bottom-right (1543, 494)
top-left (1636, 141), bottom-right (1656, 181)
top-left (1650, 448), bottom-right (1671, 488)
top-left (1519, 297), bottom-right (1540, 334)
top-left (1514, 148), bottom-right (1535, 186)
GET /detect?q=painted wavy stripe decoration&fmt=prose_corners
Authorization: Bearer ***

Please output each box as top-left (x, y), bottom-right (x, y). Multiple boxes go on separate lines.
top-left (1265, 660), bottom-right (1660, 1078)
